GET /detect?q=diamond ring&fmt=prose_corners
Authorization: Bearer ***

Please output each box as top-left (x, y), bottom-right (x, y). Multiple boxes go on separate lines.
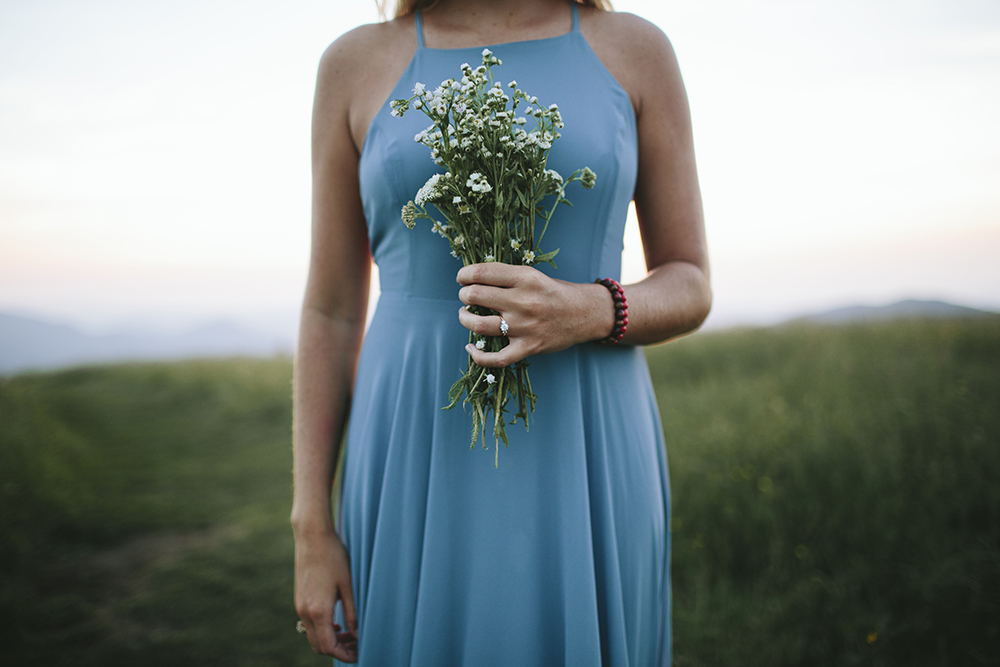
top-left (296, 620), bottom-right (307, 634)
top-left (499, 318), bottom-right (509, 336)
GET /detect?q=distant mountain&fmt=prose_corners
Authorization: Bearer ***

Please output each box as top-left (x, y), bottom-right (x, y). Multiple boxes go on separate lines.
top-left (794, 299), bottom-right (998, 325)
top-left (0, 313), bottom-right (291, 375)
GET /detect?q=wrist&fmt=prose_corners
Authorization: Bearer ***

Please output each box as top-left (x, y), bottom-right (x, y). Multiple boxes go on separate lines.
top-left (593, 278), bottom-right (628, 344)
top-left (580, 282), bottom-right (616, 343)
top-left (290, 505), bottom-right (336, 537)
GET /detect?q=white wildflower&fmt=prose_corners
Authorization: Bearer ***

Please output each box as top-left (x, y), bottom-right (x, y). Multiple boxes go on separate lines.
top-left (453, 196), bottom-right (462, 204)
top-left (466, 172), bottom-right (492, 195)
top-left (415, 173), bottom-right (442, 205)
top-left (485, 373), bottom-right (496, 385)
top-left (522, 250), bottom-right (535, 265)
top-left (510, 239), bottom-right (521, 251)
top-left (401, 201), bottom-right (417, 229)
top-left (475, 339), bottom-right (486, 350)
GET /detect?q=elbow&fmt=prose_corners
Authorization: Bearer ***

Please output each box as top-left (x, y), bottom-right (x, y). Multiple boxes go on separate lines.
top-left (692, 274), bottom-right (712, 330)
top-left (674, 265), bottom-right (712, 338)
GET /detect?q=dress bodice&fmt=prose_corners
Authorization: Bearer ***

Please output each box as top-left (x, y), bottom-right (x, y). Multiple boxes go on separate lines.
top-left (357, 5), bottom-right (638, 299)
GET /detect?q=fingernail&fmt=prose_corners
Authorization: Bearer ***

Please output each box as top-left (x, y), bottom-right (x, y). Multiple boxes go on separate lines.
top-left (465, 344), bottom-right (475, 353)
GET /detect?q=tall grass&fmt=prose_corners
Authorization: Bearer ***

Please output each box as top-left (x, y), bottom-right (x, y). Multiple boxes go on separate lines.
top-left (0, 357), bottom-right (321, 666)
top-left (648, 319), bottom-right (1000, 665)
top-left (1, 318), bottom-right (998, 665)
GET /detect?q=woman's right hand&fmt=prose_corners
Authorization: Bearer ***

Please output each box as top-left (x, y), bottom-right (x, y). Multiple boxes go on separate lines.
top-left (294, 529), bottom-right (358, 662)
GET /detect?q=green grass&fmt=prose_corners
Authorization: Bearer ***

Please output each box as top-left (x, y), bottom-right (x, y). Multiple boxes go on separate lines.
top-left (1, 318), bottom-right (998, 665)
top-left (1, 357), bottom-right (321, 666)
top-left (648, 318), bottom-right (1000, 665)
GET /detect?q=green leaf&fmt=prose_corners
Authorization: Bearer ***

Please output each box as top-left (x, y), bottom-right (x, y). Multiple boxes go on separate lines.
top-left (534, 249), bottom-right (559, 263)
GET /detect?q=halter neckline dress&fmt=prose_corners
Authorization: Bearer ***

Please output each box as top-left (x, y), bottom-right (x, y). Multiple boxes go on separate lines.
top-left (341, 5), bottom-right (671, 664)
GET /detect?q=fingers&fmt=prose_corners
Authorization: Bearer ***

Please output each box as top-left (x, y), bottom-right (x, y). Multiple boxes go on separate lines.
top-left (307, 617), bottom-right (358, 663)
top-left (465, 339), bottom-right (528, 368)
top-left (340, 576), bottom-right (359, 640)
top-left (456, 262), bottom-right (526, 287)
top-left (457, 307), bottom-right (509, 338)
top-left (458, 282), bottom-right (514, 312)
top-left (299, 610), bottom-right (359, 662)
top-left (330, 631), bottom-right (359, 663)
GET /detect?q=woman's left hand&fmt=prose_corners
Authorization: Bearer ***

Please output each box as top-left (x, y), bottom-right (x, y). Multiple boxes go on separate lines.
top-left (457, 263), bottom-right (614, 368)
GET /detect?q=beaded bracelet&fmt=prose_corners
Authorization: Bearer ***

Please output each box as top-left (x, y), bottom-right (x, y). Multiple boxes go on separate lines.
top-left (594, 278), bottom-right (628, 344)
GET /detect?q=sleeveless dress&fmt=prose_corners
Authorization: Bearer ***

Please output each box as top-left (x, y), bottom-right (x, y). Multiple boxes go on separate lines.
top-left (340, 6), bottom-right (671, 665)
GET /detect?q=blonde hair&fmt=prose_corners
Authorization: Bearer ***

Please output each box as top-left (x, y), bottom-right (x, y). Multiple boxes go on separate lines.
top-left (378, 0), bottom-right (612, 20)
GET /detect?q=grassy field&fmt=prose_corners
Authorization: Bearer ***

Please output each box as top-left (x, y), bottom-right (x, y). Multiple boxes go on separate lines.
top-left (1, 318), bottom-right (998, 665)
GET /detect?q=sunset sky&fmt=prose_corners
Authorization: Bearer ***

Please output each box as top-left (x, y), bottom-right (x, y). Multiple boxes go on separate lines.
top-left (1, 0), bottom-right (998, 340)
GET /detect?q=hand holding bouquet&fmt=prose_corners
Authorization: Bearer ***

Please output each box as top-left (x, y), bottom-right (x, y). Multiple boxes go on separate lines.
top-left (391, 48), bottom-right (595, 466)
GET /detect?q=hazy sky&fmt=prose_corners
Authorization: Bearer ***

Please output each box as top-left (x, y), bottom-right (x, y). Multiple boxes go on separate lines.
top-left (1, 0), bottom-right (998, 336)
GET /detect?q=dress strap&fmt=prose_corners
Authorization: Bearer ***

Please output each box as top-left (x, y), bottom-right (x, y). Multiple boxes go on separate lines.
top-left (414, 10), bottom-right (426, 49)
top-left (570, 2), bottom-right (580, 32)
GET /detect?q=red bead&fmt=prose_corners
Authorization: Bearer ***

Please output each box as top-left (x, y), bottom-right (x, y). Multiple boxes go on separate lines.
top-left (594, 277), bottom-right (629, 345)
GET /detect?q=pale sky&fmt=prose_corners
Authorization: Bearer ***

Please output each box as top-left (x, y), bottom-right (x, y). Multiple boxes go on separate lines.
top-left (1, 0), bottom-right (998, 338)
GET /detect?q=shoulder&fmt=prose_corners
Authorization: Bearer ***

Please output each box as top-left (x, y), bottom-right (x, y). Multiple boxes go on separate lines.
top-left (313, 18), bottom-right (419, 150)
top-left (584, 9), bottom-right (674, 53)
top-left (315, 18), bottom-right (416, 101)
top-left (578, 9), bottom-right (683, 117)
top-left (317, 19), bottom-right (416, 85)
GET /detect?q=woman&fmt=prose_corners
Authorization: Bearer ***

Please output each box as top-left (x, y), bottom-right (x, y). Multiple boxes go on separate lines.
top-left (292, 0), bottom-right (710, 663)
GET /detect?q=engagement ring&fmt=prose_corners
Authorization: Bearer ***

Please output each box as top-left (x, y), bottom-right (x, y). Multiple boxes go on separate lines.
top-left (296, 620), bottom-right (307, 634)
top-left (500, 318), bottom-right (509, 336)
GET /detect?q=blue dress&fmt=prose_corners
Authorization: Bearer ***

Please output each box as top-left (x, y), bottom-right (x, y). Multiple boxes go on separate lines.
top-left (340, 5), bottom-right (670, 665)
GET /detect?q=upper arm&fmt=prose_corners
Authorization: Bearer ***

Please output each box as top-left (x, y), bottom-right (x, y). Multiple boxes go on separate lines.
top-left (303, 34), bottom-right (374, 323)
top-left (618, 17), bottom-right (708, 276)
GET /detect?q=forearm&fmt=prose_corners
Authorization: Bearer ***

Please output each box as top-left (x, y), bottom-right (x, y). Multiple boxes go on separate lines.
top-left (616, 259), bottom-right (711, 346)
top-left (291, 305), bottom-right (366, 536)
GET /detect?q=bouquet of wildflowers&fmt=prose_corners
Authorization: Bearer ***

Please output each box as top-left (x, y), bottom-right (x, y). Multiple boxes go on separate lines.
top-left (391, 48), bottom-right (595, 466)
